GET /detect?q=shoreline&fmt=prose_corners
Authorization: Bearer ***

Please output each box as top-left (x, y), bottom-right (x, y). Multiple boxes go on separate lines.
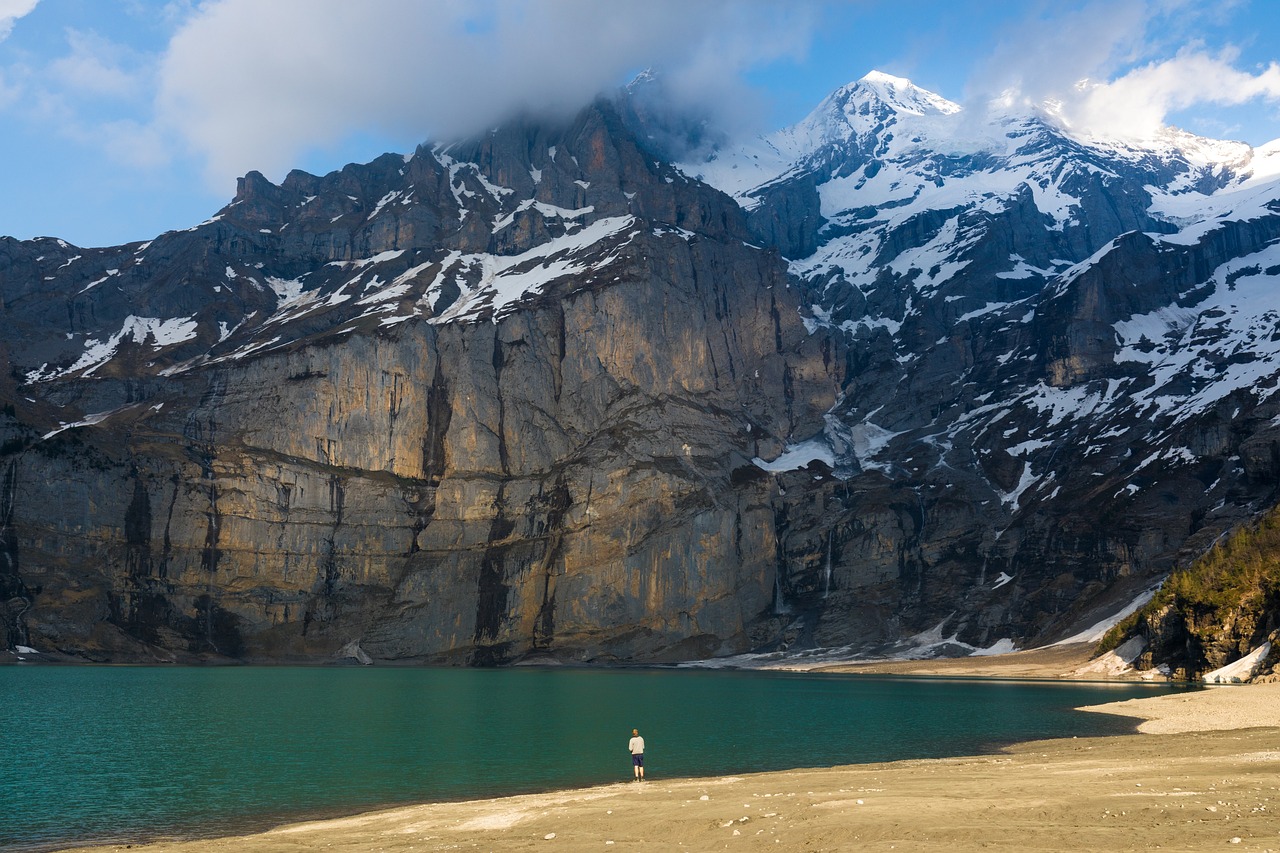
top-left (805, 641), bottom-right (1153, 679)
top-left (1, 639), bottom-right (1153, 678)
top-left (48, 678), bottom-right (1280, 853)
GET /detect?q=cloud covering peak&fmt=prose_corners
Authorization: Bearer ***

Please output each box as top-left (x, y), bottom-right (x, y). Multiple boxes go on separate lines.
top-left (157, 0), bottom-right (813, 187)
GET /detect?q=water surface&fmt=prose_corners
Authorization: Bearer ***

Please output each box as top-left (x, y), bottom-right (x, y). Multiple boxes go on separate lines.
top-left (0, 665), bottom-right (1176, 851)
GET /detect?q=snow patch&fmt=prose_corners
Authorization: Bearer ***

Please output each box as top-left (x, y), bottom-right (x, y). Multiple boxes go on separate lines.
top-left (753, 438), bottom-right (835, 472)
top-left (430, 216), bottom-right (636, 324)
top-left (27, 315), bottom-right (199, 382)
top-left (1203, 642), bottom-right (1272, 684)
top-left (42, 408), bottom-right (120, 440)
top-left (492, 201), bottom-right (593, 233)
top-left (331, 249), bottom-right (406, 269)
top-left (1052, 587), bottom-right (1157, 646)
top-left (78, 269), bottom-right (119, 294)
top-left (265, 276), bottom-right (305, 302)
top-left (1070, 635), bottom-right (1147, 677)
top-left (368, 190), bottom-right (401, 219)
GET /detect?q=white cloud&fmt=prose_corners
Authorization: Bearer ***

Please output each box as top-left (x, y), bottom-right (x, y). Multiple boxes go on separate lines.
top-left (153, 0), bottom-right (814, 189)
top-left (12, 0), bottom-right (1274, 203)
top-left (49, 29), bottom-right (148, 99)
top-left (0, 0), bottom-right (38, 42)
top-left (967, 0), bottom-right (1152, 107)
top-left (96, 118), bottom-right (170, 169)
top-left (1065, 50), bottom-right (1280, 141)
top-left (0, 23), bottom-right (168, 170)
top-left (967, 0), bottom-right (1280, 143)
top-left (0, 66), bottom-right (18, 108)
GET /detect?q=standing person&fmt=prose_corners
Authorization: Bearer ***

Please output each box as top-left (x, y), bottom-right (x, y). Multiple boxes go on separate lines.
top-left (628, 728), bottom-right (645, 781)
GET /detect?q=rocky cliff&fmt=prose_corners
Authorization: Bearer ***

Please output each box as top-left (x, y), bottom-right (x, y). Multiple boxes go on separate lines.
top-left (0, 102), bottom-right (837, 663)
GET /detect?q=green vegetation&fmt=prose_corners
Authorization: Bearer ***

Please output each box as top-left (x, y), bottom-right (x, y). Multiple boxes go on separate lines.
top-left (1096, 611), bottom-right (1142, 655)
top-left (1097, 505), bottom-right (1280, 660)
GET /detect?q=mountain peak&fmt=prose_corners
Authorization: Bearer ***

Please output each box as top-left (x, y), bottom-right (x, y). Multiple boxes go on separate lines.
top-left (859, 69), bottom-right (911, 87)
top-left (840, 70), bottom-right (961, 117)
top-left (774, 70), bottom-right (960, 155)
top-left (624, 67), bottom-right (659, 94)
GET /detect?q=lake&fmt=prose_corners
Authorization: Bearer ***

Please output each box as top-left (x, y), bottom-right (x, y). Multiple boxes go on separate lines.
top-left (0, 665), bottom-right (1178, 851)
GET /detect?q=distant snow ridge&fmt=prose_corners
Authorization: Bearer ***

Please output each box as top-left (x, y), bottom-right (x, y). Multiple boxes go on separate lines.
top-left (688, 68), bottom-right (1278, 286)
top-left (690, 67), bottom-right (1280, 499)
top-left (851, 70), bottom-right (962, 117)
top-left (689, 69), bottom-right (1273, 219)
top-left (684, 71), bottom-right (962, 200)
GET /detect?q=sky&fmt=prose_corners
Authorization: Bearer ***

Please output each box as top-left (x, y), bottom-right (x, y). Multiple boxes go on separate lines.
top-left (2, 0), bottom-right (1280, 248)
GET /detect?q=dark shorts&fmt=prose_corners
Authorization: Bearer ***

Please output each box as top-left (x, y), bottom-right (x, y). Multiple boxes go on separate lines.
top-left (632, 754), bottom-right (644, 767)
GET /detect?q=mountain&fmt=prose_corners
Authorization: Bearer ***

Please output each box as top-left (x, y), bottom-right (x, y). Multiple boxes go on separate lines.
top-left (3, 72), bottom-right (1280, 673)
top-left (0, 102), bottom-right (836, 663)
top-left (672, 70), bottom-right (1280, 671)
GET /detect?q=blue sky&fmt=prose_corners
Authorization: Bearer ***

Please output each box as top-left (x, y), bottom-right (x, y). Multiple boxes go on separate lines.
top-left (2, 0), bottom-right (1279, 248)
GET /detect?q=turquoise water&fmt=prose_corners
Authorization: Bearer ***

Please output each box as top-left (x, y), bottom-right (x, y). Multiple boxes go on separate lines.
top-left (0, 666), bottom-right (1176, 851)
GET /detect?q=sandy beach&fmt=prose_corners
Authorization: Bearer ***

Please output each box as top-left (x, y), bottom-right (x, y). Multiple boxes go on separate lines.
top-left (52, 669), bottom-right (1280, 853)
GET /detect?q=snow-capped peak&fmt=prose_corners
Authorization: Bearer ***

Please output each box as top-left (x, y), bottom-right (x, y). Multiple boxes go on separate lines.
top-left (846, 70), bottom-right (962, 117)
top-left (783, 71), bottom-right (962, 154)
top-left (678, 71), bottom-right (964, 199)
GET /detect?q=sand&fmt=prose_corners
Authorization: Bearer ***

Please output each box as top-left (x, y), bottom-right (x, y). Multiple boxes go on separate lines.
top-left (52, 675), bottom-right (1280, 853)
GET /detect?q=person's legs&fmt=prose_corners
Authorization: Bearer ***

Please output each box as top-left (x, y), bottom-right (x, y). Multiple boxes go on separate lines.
top-left (633, 754), bottom-right (643, 780)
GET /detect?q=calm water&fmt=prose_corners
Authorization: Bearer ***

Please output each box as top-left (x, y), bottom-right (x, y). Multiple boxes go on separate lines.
top-left (0, 666), bottom-right (1176, 852)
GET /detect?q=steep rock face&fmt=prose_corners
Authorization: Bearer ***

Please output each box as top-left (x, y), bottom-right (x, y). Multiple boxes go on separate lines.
top-left (1036, 216), bottom-right (1280, 387)
top-left (0, 102), bottom-right (838, 663)
top-left (743, 173), bottom-right (824, 260)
